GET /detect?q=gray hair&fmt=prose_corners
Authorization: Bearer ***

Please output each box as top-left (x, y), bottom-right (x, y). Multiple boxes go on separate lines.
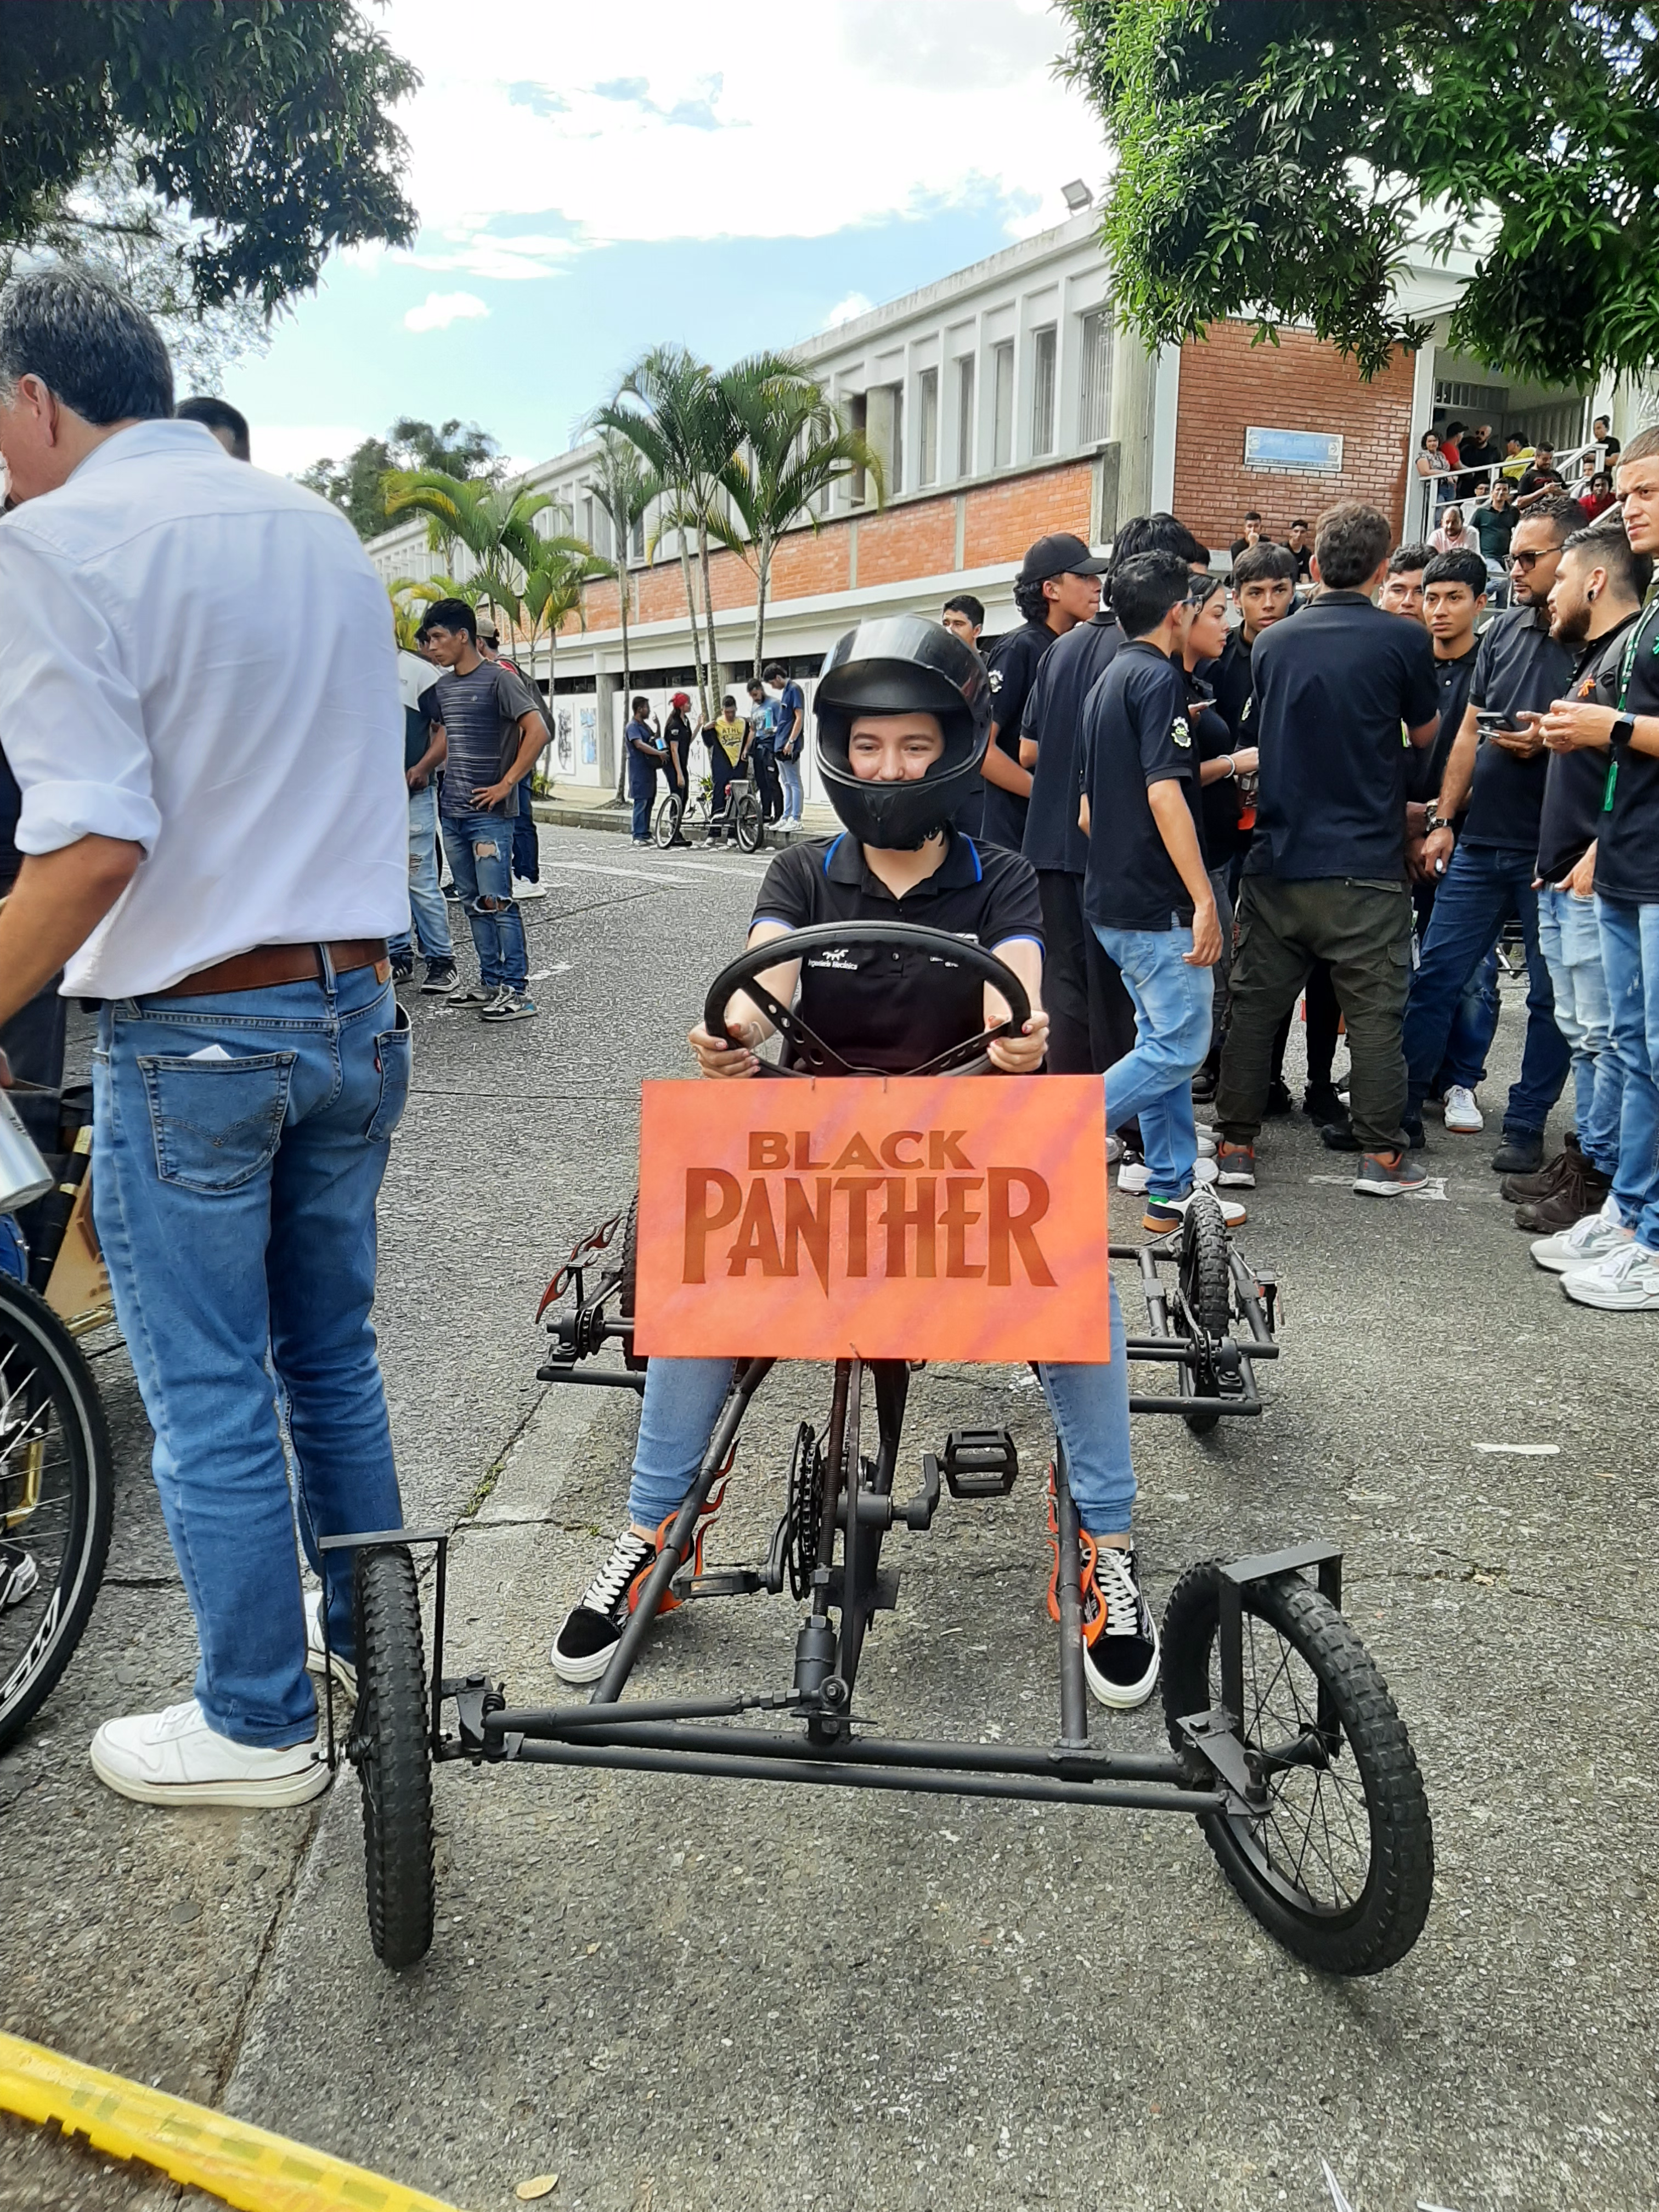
top-left (0, 268), bottom-right (173, 424)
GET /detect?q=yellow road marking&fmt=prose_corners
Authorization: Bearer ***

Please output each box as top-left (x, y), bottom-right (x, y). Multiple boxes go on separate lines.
top-left (0, 2032), bottom-right (471, 2211)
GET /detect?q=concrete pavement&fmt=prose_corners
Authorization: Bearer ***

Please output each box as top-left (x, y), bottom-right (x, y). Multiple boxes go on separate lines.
top-left (1, 823), bottom-right (1654, 2211)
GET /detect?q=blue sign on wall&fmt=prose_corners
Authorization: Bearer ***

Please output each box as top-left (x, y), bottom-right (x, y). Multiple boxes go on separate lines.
top-left (1244, 426), bottom-right (1345, 472)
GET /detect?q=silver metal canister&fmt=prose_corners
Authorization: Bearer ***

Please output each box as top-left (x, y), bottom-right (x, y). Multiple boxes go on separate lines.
top-left (0, 1086), bottom-right (54, 1213)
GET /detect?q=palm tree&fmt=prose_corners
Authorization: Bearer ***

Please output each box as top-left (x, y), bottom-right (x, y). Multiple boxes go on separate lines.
top-left (713, 354), bottom-right (884, 675)
top-left (518, 539), bottom-right (611, 785)
top-left (591, 346), bottom-right (735, 722)
top-left (383, 472), bottom-right (563, 637)
top-left (582, 433), bottom-right (653, 796)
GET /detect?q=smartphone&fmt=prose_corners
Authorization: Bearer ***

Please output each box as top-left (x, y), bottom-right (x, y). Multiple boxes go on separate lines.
top-left (1474, 708), bottom-right (1515, 739)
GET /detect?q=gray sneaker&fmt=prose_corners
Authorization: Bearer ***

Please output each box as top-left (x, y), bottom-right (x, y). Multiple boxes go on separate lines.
top-left (480, 989), bottom-right (539, 1022)
top-left (444, 979), bottom-right (494, 1008)
top-left (1352, 1150), bottom-right (1428, 1197)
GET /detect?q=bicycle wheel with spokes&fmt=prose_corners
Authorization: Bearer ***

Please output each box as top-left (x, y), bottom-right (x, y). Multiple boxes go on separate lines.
top-left (653, 791), bottom-right (684, 850)
top-left (1161, 1560), bottom-right (1433, 1974)
top-left (733, 792), bottom-right (763, 853)
top-left (0, 1275), bottom-right (114, 1752)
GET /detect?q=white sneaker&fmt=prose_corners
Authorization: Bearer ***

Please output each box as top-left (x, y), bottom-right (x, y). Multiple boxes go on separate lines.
top-left (1442, 1085), bottom-right (1484, 1133)
top-left (1531, 1199), bottom-right (1632, 1275)
top-left (1195, 1129), bottom-right (1218, 1158)
top-left (1561, 1240), bottom-right (1659, 1310)
top-left (1106, 1134), bottom-right (1125, 1166)
top-left (1143, 1187), bottom-right (1247, 1232)
top-left (303, 1588), bottom-right (357, 1696)
top-left (89, 1699), bottom-right (330, 1808)
top-left (512, 877), bottom-right (548, 901)
top-left (1120, 1155), bottom-right (1217, 1195)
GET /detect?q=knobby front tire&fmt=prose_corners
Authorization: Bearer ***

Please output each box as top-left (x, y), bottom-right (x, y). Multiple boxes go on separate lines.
top-left (352, 1544), bottom-right (435, 1971)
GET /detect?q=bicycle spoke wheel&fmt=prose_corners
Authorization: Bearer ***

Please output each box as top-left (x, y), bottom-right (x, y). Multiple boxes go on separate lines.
top-left (1161, 1560), bottom-right (1433, 1974)
top-left (0, 1277), bottom-right (114, 1752)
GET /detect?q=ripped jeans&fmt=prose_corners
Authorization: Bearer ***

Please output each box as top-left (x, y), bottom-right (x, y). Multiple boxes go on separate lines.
top-left (442, 804), bottom-right (528, 990)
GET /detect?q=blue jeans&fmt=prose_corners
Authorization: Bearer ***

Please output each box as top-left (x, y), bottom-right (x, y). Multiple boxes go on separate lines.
top-left (91, 960), bottom-right (408, 1747)
top-left (1092, 921), bottom-right (1215, 1198)
top-left (777, 751), bottom-right (804, 822)
top-left (443, 805), bottom-right (528, 990)
top-left (390, 782), bottom-right (453, 967)
top-left (1537, 885), bottom-right (1620, 1173)
top-left (1595, 898), bottom-right (1659, 1248)
top-left (1402, 842), bottom-right (1570, 1135)
top-left (1430, 946), bottom-right (1501, 1093)
top-left (629, 755), bottom-right (658, 840)
top-left (629, 1279), bottom-right (1134, 1538)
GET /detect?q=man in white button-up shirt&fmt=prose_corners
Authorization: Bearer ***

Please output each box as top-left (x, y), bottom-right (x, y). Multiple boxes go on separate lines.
top-left (0, 270), bottom-right (409, 1808)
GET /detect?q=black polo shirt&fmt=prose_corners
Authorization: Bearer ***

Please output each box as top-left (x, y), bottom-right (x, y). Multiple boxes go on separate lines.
top-left (0, 737), bottom-right (20, 896)
top-left (1463, 607), bottom-right (1575, 850)
top-left (980, 618), bottom-right (1059, 850)
top-left (1019, 614), bottom-right (1123, 875)
top-left (1406, 642), bottom-right (1481, 807)
top-left (1248, 590), bottom-right (1440, 880)
top-left (1536, 613), bottom-right (1640, 884)
top-left (1187, 664), bottom-right (1245, 865)
top-left (1079, 638), bottom-right (1205, 932)
top-left (1596, 597), bottom-right (1659, 907)
top-left (749, 828), bottom-right (1045, 1072)
top-left (1206, 625), bottom-right (1254, 737)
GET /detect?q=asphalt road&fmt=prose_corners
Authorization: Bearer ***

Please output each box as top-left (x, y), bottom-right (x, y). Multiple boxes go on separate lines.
top-left (1, 822), bottom-right (1654, 2212)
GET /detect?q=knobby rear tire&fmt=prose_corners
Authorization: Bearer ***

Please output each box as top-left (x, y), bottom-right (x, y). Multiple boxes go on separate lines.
top-left (1161, 1560), bottom-right (1433, 1975)
top-left (353, 1544), bottom-right (435, 1971)
top-left (1178, 1193), bottom-right (1230, 1434)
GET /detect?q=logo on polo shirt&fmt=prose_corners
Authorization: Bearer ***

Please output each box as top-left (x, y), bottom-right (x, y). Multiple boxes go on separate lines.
top-left (987, 668), bottom-right (1004, 693)
top-left (1171, 715), bottom-right (1191, 748)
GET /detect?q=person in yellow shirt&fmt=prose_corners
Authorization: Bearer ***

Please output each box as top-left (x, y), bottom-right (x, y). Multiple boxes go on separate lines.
top-left (704, 692), bottom-right (749, 841)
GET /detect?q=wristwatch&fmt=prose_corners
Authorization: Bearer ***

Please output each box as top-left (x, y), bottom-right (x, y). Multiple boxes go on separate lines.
top-left (1610, 714), bottom-right (1637, 746)
top-left (1424, 802), bottom-right (1452, 836)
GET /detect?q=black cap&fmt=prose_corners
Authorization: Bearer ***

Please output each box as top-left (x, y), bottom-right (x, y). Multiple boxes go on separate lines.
top-left (1017, 531), bottom-right (1109, 584)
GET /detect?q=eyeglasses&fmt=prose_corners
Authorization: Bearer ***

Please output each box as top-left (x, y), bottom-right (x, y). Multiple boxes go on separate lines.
top-left (1509, 547), bottom-right (1558, 571)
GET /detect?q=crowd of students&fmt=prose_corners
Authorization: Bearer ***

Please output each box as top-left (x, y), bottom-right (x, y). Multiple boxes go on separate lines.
top-left (947, 433), bottom-right (1659, 1312)
top-left (624, 666), bottom-right (806, 843)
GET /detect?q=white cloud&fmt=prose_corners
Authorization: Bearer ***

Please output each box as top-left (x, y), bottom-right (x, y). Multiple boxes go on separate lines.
top-left (403, 289), bottom-right (490, 332)
top-left (373, 0), bottom-right (1104, 266)
top-left (827, 292), bottom-right (874, 329)
top-left (251, 424), bottom-right (371, 479)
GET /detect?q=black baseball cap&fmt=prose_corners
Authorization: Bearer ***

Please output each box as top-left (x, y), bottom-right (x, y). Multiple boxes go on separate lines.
top-left (1017, 531), bottom-right (1109, 583)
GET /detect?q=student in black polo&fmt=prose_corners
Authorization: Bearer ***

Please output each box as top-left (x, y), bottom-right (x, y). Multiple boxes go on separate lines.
top-left (550, 613), bottom-right (1164, 1714)
top-left (1212, 502), bottom-right (1442, 1197)
top-left (1407, 494), bottom-right (1578, 1170)
top-left (976, 532), bottom-right (1107, 849)
top-left (1079, 552), bottom-right (1240, 1237)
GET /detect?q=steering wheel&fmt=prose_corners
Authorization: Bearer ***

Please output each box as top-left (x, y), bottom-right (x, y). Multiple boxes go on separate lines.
top-left (702, 921), bottom-right (1032, 1080)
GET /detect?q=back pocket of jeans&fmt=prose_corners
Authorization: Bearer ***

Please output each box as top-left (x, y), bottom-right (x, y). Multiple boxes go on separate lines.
top-left (139, 1052), bottom-right (295, 1193)
top-left (365, 1002), bottom-right (413, 1143)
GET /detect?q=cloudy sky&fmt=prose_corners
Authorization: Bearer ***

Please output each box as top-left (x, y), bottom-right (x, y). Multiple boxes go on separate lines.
top-left (220, 0), bottom-right (1109, 479)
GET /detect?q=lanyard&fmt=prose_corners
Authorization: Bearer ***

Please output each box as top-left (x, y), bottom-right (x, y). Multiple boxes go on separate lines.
top-left (1603, 597), bottom-right (1659, 811)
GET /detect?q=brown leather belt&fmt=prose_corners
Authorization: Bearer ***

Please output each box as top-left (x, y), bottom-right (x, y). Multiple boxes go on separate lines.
top-left (151, 940), bottom-right (391, 1000)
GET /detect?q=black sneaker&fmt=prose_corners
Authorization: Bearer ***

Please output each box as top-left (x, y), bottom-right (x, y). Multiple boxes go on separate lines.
top-left (390, 956), bottom-right (415, 986)
top-left (1319, 1116), bottom-right (1361, 1153)
top-left (1352, 1150), bottom-right (1428, 1197)
top-left (1491, 1128), bottom-right (1545, 1176)
top-left (1264, 1079), bottom-right (1294, 1117)
top-left (1303, 1083), bottom-right (1343, 1123)
top-left (1080, 1541), bottom-right (1160, 1709)
top-left (551, 1528), bottom-right (662, 1684)
top-left (420, 959), bottom-right (459, 995)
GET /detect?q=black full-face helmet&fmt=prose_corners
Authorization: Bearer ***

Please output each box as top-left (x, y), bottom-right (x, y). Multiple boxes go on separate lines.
top-left (812, 615), bottom-right (991, 848)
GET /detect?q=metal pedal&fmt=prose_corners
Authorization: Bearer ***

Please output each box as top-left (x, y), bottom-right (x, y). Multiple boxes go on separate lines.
top-left (941, 1427), bottom-right (1018, 1499)
top-left (669, 1565), bottom-right (769, 1601)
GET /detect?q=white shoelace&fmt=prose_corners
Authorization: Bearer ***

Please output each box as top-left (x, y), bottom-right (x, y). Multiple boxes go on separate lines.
top-left (580, 1531), bottom-right (653, 1617)
top-left (1090, 1547), bottom-right (1145, 1639)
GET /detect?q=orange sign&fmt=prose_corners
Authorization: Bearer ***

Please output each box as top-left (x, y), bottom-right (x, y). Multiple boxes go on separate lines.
top-left (634, 1076), bottom-right (1110, 1363)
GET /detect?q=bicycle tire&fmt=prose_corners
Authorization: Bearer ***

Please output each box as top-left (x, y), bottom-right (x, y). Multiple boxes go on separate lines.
top-left (733, 794), bottom-right (763, 854)
top-left (352, 1544), bottom-right (435, 1971)
top-left (653, 792), bottom-right (684, 850)
top-left (1177, 1193), bottom-right (1229, 1434)
top-left (619, 1193), bottom-right (647, 1373)
top-left (0, 1274), bottom-right (114, 1753)
top-left (1161, 1561), bottom-right (1434, 1974)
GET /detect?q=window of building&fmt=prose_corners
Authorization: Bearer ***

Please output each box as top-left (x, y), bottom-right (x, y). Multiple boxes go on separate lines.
top-left (956, 356), bottom-right (975, 478)
top-left (1030, 326), bottom-right (1057, 456)
top-left (866, 383), bottom-right (903, 498)
top-left (918, 367), bottom-right (939, 488)
top-left (992, 341), bottom-right (1014, 469)
top-left (845, 392), bottom-right (869, 506)
top-left (1079, 309), bottom-right (1113, 445)
top-left (630, 510), bottom-right (646, 562)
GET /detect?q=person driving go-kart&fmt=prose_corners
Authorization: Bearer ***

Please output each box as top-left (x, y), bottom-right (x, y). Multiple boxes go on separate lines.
top-left (551, 616), bottom-right (1160, 1712)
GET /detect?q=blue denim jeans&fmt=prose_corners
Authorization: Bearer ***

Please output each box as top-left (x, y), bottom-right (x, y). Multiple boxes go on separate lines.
top-left (1431, 946), bottom-right (1501, 1093)
top-left (1595, 898), bottom-right (1659, 1248)
top-left (777, 752), bottom-right (804, 823)
top-left (1402, 842), bottom-right (1570, 1136)
top-left (1537, 885), bottom-right (1620, 1173)
top-left (442, 805), bottom-right (528, 990)
top-left (91, 959), bottom-right (408, 1747)
top-left (390, 781), bottom-right (454, 967)
top-left (628, 1279), bottom-right (1134, 1538)
top-left (1092, 921), bottom-right (1215, 1198)
top-left (629, 755), bottom-right (658, 840)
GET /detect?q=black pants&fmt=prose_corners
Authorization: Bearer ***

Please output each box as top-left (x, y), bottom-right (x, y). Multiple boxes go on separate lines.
top-left (1268, 958), bottom-right (1341, 1091)
top-left (1035, 871), bottom-right (1138, 1074)
top-left (751, 745), bottom-right (782, 822)
top-left (1, 975), bottom-right (67, 1151)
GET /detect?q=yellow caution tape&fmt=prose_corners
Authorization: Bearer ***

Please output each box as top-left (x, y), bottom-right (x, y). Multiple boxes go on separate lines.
top-left (0, 2030), bottom-right (471, 2212)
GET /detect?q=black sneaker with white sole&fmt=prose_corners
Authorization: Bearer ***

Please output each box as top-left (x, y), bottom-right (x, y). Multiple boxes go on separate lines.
top-left (420, 958), bottom-right (459, 995)
top-left (444, 979), bottom-right (494, 1009)
top-left (551, 1528), bottom-right (663, 1685)
top-left (1080, 1541), bottom-right (1160, 1709)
